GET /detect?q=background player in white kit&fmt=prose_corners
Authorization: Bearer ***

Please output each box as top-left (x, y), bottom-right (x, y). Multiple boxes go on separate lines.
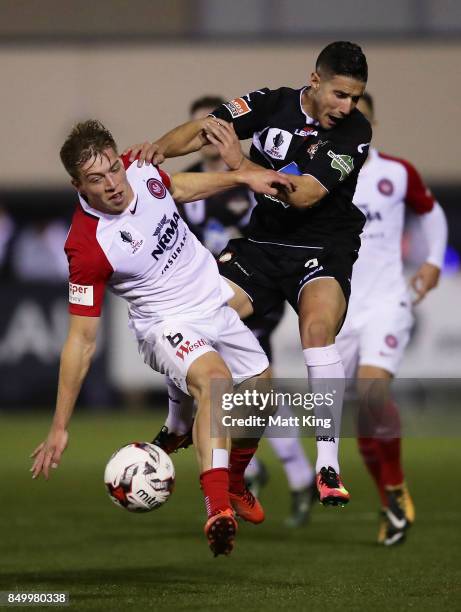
top-left (336, 93), bottom-right (448, 545)
top-left (29, 119), bottom-right (294, 557)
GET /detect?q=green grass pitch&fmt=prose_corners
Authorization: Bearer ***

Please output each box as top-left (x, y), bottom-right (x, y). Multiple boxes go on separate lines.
top-left (1, 412), bottom-right (460, 611)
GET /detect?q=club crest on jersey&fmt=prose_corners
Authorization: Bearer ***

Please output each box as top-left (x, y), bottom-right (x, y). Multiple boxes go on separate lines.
top-left (118, 224), bottom-right (145, 255)
top-left (385, 334), bottom-right (398, 349)
top-left (378, 178), bottom-right (394, 196)
top-left (264, 128), bottom-right (293, 160)
top-left (307, 139), bottom-right (328, 160)
top-left (147, 178), bottom-right (166, 199)
top-left (327, 150), bottom-right (354, 181)
top-left (151, 212), bottom-right (181, 261)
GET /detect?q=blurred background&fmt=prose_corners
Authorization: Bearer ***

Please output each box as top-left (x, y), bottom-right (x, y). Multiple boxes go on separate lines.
top-left (1, 0), bottom-right (461, 409)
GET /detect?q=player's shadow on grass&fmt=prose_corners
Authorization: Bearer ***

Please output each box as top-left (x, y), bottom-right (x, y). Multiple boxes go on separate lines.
top-left (0, 565), bottom-right (306, 595)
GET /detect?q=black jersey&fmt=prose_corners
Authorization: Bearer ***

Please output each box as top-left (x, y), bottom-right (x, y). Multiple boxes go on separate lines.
top-left (211, 86), bottom-right (372, 248)
top-left (177, 161), bottom-right (255, 256)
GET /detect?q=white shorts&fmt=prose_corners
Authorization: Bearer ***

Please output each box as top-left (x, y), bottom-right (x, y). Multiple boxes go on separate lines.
top-left (336, 299), bottom-right (414, 378)
top-left (138, 305), bottom-right (269, 394)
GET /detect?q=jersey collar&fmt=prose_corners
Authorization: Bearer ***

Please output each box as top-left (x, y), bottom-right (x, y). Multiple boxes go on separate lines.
top-left (77, 187), bottom-right (138, 220)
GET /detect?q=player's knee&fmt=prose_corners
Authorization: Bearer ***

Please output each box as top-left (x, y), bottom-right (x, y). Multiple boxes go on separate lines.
top-left (187, 364), bottom-right (232, 403)
top-left (300, 317), bottom-right (335, 347)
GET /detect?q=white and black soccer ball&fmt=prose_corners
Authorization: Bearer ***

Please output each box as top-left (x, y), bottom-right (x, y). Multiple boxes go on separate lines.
top-left (104, 442), bottom-right (175, 513)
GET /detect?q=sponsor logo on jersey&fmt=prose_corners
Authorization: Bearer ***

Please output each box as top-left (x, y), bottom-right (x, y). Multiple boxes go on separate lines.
top-left (69, 283), bottom-right (94, 306)
top-left (358, 204), bottom-right (382, 222)
top-left (385, 334), bottom-right (398, 348)
top-left (264, 128), bottom-right (293, 160)
top-left (294, 126), bottom-right (318, 138)
top-left (224, 97), bottom-right (251, 118)
top-left (378, 178), bottom-right (394, 196)
top-left (357, 142), bottom-right (370, 154)
top-left (147, 178), bottom-right (166, 199)
top-left (307, 139), bottom-right (328, 160)
top-left (327, 150), bottom-right (354, 181)
top-left (175, 338), bottom-right (211, 361)
top-left (304, 258), bottom-right (319, 269)
top-left (151, 212), bottom-right (181, 261)
top-left (118, 224), bottom-right (145, 255)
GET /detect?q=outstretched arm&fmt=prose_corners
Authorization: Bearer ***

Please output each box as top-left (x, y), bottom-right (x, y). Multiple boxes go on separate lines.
top-left (124, 117), bottom-right (221, 166)
top-left (170, 167), bottom-right (295, 205)
top-left (30, 314), bottom-right (100, 479)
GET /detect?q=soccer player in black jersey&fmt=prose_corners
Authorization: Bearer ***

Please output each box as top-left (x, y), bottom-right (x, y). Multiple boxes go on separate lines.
top-left (127, 41), bottom-right (371, 506)
top-left (152, 96), bottom-right (316, 525)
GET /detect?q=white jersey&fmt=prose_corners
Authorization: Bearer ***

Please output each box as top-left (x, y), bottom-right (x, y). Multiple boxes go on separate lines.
top-left (349, 147), bottom-right (435, 312)
top-left (65, 156), bottom-right (233, 339)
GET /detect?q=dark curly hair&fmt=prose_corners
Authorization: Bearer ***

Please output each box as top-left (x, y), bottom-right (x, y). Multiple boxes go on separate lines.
top-left (316, 41), bottom-right (368, 83)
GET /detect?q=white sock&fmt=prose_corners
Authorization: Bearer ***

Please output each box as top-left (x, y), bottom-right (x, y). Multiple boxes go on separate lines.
top-left (164, 376), bottom-right (195, 435)
top-left (212, 448), bottom-right (229, 469)
top-left (303, 345), bottom-right (345, 474)
top-left (269, 437), bottom-right (314, 490)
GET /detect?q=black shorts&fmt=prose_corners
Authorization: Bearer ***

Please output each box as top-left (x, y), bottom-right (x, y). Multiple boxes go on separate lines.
top-left (218, 238), bottom-right (359, 317)
top-left (244, 302), bottom-right (285, 363)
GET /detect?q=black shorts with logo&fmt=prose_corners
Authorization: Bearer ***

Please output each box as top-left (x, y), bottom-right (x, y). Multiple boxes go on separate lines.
top-left (218, 238), bottom-right (359, 317)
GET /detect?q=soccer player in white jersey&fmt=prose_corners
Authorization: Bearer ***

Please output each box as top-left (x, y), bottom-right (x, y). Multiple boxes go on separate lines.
top-left (335, 93), bottom-right (448, 545)
top-left (30, 120), bottom-right (294, 557)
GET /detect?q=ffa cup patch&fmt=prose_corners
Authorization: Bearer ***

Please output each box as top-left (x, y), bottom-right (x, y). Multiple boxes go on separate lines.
top-left (264, 128), bottom-right (293, 160)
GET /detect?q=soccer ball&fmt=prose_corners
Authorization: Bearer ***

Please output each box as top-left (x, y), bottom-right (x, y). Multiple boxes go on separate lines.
top-left (104, 442), bottom-right (175, 513)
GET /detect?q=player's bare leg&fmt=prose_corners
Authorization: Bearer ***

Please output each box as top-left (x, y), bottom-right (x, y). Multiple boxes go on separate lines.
top-left (357, 365), bottom-right (414, 545)
top-left (225, 278), bottom-right (255, 319)
top-left (298, 277), bottom-right (350, 506)
top-left (186, 352), bottom-right (237, 556)
top-left (227, 367), bottom-right (272, 525)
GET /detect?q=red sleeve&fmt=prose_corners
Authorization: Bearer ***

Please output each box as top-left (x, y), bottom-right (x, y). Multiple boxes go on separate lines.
top-left (379, 153), bottom-right (435, 214)
top-left (402, 159), bottom-right (435, 214)
top-left (121, 152), bottom-right (136, 170)
top-left (157, 167), bottom-right (171, 190)
top-left (65, 207), bottom-right (113, 317)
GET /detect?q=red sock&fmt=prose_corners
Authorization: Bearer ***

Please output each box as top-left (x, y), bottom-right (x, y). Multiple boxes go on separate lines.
top-left (229, 447), bottom-right (257, 494)
top-left (358, 437), bottom-right (387, 506)
top-left (377, 437), bottom-right (404, 487)
top-left (375, 401), bottom-right (404, 487)
top-left (200, 468), bottom-right (230, 518)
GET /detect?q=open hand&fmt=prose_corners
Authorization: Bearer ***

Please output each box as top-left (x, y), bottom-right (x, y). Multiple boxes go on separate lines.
top-left (30, 428), bottom-right (69, 480)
